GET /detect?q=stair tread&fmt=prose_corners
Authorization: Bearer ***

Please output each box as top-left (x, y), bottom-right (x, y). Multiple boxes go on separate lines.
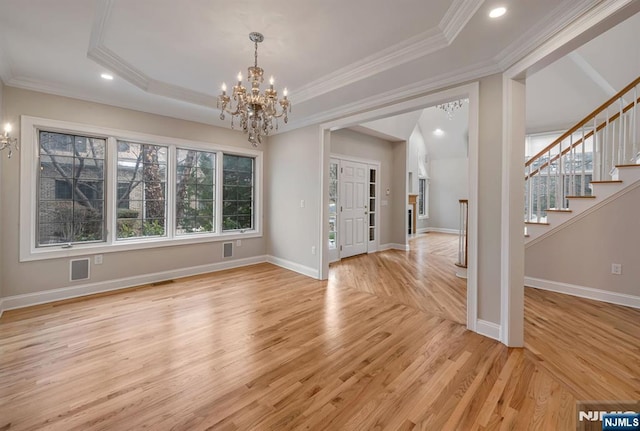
top-left (525, 221), bottom-right (550, 225)
top-left (566, 195), bottom-right (596, 199)
top-left (546, 209), bottom-right (572, 212)
top-left (615, 164), bottom-right (640, 168)
top-left (590, 180), bottom-right (623, 184)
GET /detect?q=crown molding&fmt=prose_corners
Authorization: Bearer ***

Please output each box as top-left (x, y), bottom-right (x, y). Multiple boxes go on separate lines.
top-left (503, 0), bottom-right (640, 78)
top-left (289, 59), bottom-right (500, 131)
top-left (495, 0), bottom-right (602, 71)
top-left (292, 28), bottom-right (447, 104)
top-left (88, 0), bottom-right (482, 107)
top-left (440, 0), bottom-right (485, 42)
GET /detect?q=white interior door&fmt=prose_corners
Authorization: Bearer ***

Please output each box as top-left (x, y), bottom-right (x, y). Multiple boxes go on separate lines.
top-left (340, 160), bottom-right (368, 258)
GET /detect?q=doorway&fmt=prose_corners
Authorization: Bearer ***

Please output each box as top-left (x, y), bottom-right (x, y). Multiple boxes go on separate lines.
top-left (328, 156), bottom-right (379, 262)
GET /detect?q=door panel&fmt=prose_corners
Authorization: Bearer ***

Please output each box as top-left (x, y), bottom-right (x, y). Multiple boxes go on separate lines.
top-left (340, 160), bottom-right (368, 258)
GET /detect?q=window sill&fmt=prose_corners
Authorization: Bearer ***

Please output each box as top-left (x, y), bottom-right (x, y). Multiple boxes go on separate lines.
top-left (21, 230), bottom-right (262, 262)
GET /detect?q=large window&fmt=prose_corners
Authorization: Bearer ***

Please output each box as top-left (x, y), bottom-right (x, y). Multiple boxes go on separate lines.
top-left (22, 116), bottom-right (261, 261)
top-left (38, 131), bottom-right (106, 246)
top-left (116, 141), bottom-right (168, 239)
top-left (222, 154), bottom-right (254, 231)
top-left (176, 149), bottom-right (216, 234)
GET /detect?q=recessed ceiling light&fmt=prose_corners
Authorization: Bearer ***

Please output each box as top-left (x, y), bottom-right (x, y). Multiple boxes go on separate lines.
top-left (489, 7), bottom-right (507, 18)
top-left (433, 129), bottom-right (444, 136)
top-left (101, 73), bottom-right (114, 80)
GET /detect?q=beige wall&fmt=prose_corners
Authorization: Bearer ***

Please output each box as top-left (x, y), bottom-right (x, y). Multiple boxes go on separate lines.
top-left (428, 157), bottom-right (469, 231)
top-left (526, 184), bottom-right (640, 296)
top-left (476, 74), bottom-right (504, 324)
top-left (330, 128), bottom-right (403, 247)
top-left (266, 125), bottom-right (321, 272)
top-left (1, 87), bottom-right (267, 298)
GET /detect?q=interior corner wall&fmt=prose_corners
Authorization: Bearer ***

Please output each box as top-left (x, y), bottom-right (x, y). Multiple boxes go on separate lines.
top-left (265, 125), bottom-right (321, 276)
top-left (329, 129), bottom-right (397, 247)
top-left (525, 184), bottom-right (640, 298)
top-left (1, 87), bottom-right (267, 300)
top-left (476, 74), bottom-right (504, 325)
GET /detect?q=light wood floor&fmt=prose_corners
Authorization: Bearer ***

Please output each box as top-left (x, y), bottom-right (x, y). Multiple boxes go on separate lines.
top-left (0, 233), bottom-right (638, 430)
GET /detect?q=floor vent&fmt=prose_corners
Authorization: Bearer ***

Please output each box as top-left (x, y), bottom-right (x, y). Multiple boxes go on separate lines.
top-left (70, 258), bottom-right (90, 281)
top-left (223, 242), bottom-right (233, 258)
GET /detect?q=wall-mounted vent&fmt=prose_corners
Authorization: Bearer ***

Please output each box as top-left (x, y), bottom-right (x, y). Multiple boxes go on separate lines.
top-left (223, 242), bottom-right (233, 258)
top-left (70, 258), bottom-right (90, 281)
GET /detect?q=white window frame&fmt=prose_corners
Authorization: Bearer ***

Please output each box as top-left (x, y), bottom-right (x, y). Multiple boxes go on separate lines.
top-left (20, 115), bottom-right (262, 262)
top-left (418, 176), bottom-right (429, 219)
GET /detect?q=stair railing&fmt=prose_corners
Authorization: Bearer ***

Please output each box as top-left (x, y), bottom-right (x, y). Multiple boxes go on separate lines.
top-left (525, 76), bottom-right (640, 223)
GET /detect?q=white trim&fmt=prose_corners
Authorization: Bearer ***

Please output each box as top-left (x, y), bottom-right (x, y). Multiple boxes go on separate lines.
top-left (378, 243), bottom-right (410, 252)
top-left (417, 227), bottom-right (430, 234)
top-left (525, 277), bottom-right (640, 309)
top-left (423, 227), bottom-right (460, 235)
top-left (1, 256), bottom-right (267, 311)
top-left (19, 115), bottom-right (263, 262)
top-left (0, 299), bottom-right (4, 318)
top-left (266, 255), bottom-right (320, 279)
top-left (476, 319), bottom-right (502, 341)
top-left (439, 0), bottom-right (485, 42)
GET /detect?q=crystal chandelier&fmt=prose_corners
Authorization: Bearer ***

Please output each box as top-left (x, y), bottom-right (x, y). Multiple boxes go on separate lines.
top-left (437, 99), bottom-right (467, 120)
top-left (217, 32), bottom-right (291, 146)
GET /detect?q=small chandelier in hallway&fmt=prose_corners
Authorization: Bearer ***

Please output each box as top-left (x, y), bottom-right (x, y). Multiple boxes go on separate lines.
top-left (437, 99), bottom-right (467, 120)
top-left (217, 32), bottom-right (291, 146)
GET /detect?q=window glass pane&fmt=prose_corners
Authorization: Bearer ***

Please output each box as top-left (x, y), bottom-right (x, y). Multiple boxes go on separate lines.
top-left (116, 141), bottom-right (167, 239)
top-left (418, 178), bottom-right (426, 216)
top-left (176, 149), bottom-right (216, 235)
top-left (222, 154), bottom-right (254, 231)
top-left (37, 131), bottom-right (106, 246)
top-left (328, 161), bottom-right (339, 249)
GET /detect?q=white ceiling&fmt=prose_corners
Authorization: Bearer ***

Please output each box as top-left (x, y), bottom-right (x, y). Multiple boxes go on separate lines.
top-left (0, 0), bottom-right (620, 133)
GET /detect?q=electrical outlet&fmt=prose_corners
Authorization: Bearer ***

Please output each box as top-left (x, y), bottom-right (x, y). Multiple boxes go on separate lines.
top-left (300, 199), bottom-right (305, 208)
top-left (236, 239), bottom-right (242, 247)
top-left (94, 254), bottom-right (103, 265)
top-left (311, 246), bottom-right (316, 255)
top-left (611, 263), bottom-right (622, 275)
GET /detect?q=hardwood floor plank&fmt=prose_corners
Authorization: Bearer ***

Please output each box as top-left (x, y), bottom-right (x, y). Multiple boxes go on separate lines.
top-left (1, 233), bottom-right (638, 430)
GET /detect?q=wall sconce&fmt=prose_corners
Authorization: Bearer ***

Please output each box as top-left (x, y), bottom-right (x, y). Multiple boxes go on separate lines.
top-left (0, 123), bottom-right (19, 158)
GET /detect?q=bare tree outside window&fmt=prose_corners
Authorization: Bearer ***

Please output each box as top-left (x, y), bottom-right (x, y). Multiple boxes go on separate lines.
top-left (176, 149), bottom-right (216, 234)
top-left (116, 141), bottom-right (167, 239)
top-left (38, 131), bottom-right (106, 246)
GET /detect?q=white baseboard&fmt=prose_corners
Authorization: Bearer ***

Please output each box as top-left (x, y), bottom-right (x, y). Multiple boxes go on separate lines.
top-left (525, 277), bottom-right (640, 309)
top-left (424, 227), bottom-right (460, 235)
top-left (417, 227), bottom-right (430, 234)
top-left (1, 255), bottom-right (268, 312)
top-left (476, 319), bottom-right (501, 341)
top-left (379, 243), bottom-right (410, 252)
top-left (266, 255), bottom-right (319, 279)
top-left (0, 298), bottom-right (4, 318)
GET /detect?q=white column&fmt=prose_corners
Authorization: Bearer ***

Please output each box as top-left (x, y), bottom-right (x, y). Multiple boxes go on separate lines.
top-left (500, 76), bottom-right (526, 347)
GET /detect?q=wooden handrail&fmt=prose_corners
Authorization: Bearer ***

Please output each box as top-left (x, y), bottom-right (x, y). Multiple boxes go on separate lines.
top-left (526, 75), bottom-right (640, 168)
top-left (526, 95), bottom-right (640, 179)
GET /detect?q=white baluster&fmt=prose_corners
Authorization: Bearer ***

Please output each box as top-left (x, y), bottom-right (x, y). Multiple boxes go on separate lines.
top-left (633, 86), bottom-right (638, 163)
top-left (620, 98), bottom-right (625, 166)
top-left (581, 126), bottom-right (586, 196)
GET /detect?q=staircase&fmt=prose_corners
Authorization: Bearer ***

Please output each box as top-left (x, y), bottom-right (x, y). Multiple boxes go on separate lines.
top-left (525, 76), bottom-right (640, 243)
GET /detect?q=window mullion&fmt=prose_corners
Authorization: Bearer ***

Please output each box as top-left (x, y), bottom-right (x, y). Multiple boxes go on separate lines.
top-left (107, 136), bottom-right (117, 246)
top-left (216, 151), bottom-right (224, 234)
top-left (167, 145), bottom-right (176, 239)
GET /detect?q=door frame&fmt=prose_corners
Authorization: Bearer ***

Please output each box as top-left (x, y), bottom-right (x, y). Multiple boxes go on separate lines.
top-left (319, 82), bottom-right (479, 335)
top-left (328, 153), bottom-right (381, 263)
